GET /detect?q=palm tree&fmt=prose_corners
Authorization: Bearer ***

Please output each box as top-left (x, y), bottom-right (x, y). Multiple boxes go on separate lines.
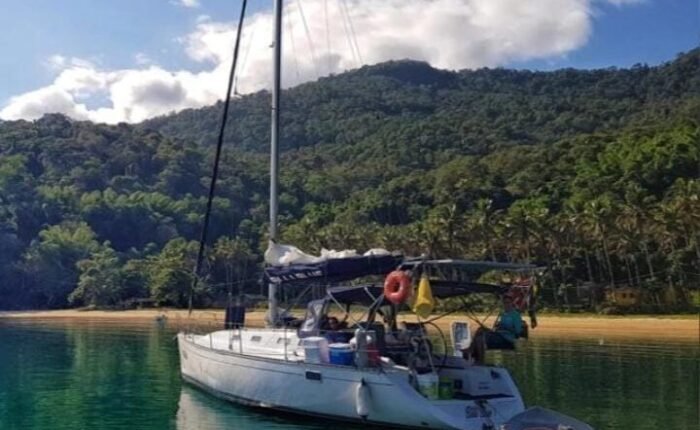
top-left (650, 200), bottom-right (694, 306)
top-left (667, 179), bottom-right (700, 268)
top-left (549, 212), bottom-right (574, 285)
top-left (502, 197), bottom-right (550, 264)
top-left (417, 205), bottom-right (467, 258)
top-left (470, 198), bottom-right (499, 260)
top-left (564, 203), bottom-right (596, 284)
top-left (619, 184), bottom-right (658, 281)
top-left (503, 202), bottom-right (532, 263)
top-left (615, 203), bottom-right (654, 286)
top-left (582, 197), bottom-right (616, 286)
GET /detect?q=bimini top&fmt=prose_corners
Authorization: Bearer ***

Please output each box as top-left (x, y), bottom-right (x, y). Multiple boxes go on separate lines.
top-left (265, 253), bottom-right (403, 285)
top-left (327, 284), bottom-right (388, 306)
top-left (399, 258), bottom-right (538, 276)
top-left (325, 281), bottom-right (508, 307)
top-left (397, 258), bottom-right (538, 298)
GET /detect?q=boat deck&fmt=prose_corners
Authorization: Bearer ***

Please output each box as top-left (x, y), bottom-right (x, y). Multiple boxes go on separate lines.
top-left (185, 329), bottom-right (304, 361)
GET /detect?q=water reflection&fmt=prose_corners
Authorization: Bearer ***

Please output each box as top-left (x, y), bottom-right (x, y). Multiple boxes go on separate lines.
top-left (494, 338), bottom-right (699, 430)
top-left (0, 320), bottom-right (697, 430)
top-left (176, 386), bottom-right (332, 430)
top-left (0, 320), bottom-right (180, 430)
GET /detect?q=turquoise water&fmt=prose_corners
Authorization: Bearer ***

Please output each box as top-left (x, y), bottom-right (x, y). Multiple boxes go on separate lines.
top-left (0, 319), bottom-right (697, 430)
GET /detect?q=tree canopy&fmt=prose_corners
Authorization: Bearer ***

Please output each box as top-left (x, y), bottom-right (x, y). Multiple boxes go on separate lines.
top-left (0, 49), bottom-right (698, 310)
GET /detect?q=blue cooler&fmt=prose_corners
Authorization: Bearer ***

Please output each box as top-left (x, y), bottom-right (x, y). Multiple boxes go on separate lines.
top-left (328, 343), bottom-right (354, 366)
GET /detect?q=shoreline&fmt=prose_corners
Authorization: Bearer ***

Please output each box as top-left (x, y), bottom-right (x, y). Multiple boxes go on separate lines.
top-left (1, 309), bottom-right (697, 342)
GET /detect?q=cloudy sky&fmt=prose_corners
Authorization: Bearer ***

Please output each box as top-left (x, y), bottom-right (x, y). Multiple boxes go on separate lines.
top-left (0, 0), bottom-right (697, 124)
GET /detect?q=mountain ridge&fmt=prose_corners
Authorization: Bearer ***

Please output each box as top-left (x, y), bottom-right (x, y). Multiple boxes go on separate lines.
top-left (141, 48), bottom-right (699, 154)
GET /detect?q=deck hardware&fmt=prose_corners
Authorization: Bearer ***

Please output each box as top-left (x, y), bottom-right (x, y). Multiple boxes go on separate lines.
top-left (305, 371), bottom-right (322, 381)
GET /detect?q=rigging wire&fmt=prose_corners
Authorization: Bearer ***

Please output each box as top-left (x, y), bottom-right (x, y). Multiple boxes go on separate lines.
top-left (189, 0), bottom-right (249, 316)
top-left (235, 20), bottom-right (257, 96)
top-left (335, 0), bottom-right (358, 67)
top-left (343, 0), bottom-right (363, 64)
top-left (284, 5), bottom-right (302, 81)
top-left (324, 0), bottom-right (331, 74)
top-left (295, 0), bottom-right (321, 78)
top-left (339, 0), bottom-right (363, 66)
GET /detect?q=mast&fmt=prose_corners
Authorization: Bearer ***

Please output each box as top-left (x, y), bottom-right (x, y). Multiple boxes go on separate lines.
top-left (267, 0), bottom-right (283, 326)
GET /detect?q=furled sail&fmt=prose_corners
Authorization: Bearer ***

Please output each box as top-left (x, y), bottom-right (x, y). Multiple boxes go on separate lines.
top-left (264, 242), bottom-right (402, 285)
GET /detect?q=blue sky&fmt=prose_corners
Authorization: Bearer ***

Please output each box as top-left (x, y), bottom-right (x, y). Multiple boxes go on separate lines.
top-left (514, 0), bottom-right (699, 70)
top-left (0, 0), bottom-right (697, 123)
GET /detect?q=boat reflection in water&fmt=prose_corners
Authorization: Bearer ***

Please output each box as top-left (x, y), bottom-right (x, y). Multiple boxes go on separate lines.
top-left (176, 387), bottom-right (327, 430)
top-left (176, 387), bottom-right (228, 430)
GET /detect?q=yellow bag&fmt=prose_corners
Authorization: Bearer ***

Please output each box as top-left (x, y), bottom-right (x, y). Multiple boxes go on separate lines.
top-left (412, 275), bottom-right (435, 318)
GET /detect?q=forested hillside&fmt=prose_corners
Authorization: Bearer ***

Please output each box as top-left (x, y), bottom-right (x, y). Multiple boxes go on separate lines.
top-left (0, 49), bottom-right (698, 310)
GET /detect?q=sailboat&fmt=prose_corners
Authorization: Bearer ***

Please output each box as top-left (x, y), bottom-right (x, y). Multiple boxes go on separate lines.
top-left (177, 2), bottom-right (594, 429)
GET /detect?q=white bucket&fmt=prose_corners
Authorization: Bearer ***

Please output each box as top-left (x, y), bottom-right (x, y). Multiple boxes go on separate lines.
top-left (302, 336), bottom-right (329, 363)
top-left (417, 373), bottom-right (439, 400)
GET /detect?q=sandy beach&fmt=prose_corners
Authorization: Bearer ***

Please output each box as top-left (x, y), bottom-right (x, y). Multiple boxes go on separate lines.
top-left (1, 308), bottom-right (697, 342)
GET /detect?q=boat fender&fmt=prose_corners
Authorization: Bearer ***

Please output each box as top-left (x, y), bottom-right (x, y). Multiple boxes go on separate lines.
top-left (384, 270), bottom-right (412, 304)
top-left (356, 378), bottom-right (371, 419)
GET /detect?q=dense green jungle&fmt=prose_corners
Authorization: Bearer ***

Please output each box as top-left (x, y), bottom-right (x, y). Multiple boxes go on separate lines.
top-left (0, 49), bottom-right (698, 312)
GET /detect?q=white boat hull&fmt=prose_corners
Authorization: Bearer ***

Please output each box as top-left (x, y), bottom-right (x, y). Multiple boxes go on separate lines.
top-left (178, 330), bottom-right (525, 429)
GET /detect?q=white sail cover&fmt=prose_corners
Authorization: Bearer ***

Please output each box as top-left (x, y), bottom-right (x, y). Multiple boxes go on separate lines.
top-left (264, 241), bottom-right (390, 267)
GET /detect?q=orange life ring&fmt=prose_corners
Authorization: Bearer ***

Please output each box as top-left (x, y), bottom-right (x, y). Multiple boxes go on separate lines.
top-left (384, 270), bottom-right (412, 304)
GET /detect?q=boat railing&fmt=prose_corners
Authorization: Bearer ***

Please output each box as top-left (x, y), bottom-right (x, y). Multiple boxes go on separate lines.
top-left (183, 325), bottom-right (390, 370)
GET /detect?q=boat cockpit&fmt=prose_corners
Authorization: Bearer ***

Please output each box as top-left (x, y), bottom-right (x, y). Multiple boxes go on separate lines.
top-left (257, 255), bottom-right (542, 379)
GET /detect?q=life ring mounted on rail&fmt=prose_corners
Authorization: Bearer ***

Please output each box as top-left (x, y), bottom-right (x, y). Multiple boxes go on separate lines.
top-left (384, 270), bottom-right (412, 305)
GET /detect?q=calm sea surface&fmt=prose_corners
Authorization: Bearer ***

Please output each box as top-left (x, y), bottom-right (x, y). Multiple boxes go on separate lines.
top-left (0, 319), bottom-right (697, 430)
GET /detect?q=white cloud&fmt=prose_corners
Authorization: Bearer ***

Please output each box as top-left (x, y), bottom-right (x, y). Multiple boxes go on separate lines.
top-left (173, 0), bottom-right (201, 8)
top-left (1, 0), bottom-right (643, 124)
top-left (134, 52), bottom-right (153, 66)
top-left (45, 54), bottom-right (68, 70)
top-left (603, 0), bottom-right (646, 6)
top-left (0, 86), bottom-right (92, 121)
top-left (44, 55), bottom-right (95, 71)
